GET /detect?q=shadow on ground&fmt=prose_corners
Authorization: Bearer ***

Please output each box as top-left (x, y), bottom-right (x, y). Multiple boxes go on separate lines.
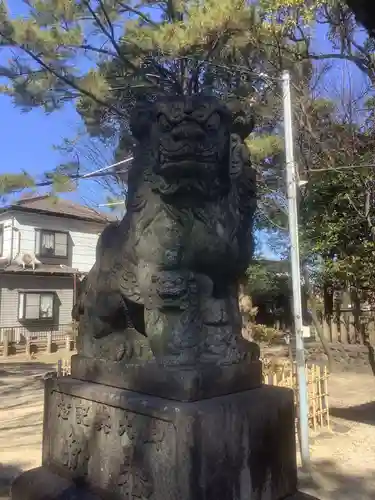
top-left (0, 362), bottom-right (56, 410)
top-left (0, 463), bottom-right (22, 499)
top-left (330, 401), bottom-right (375, 426)
top-left (0, 380), bottom-right (44, 412)
top-left (0, 362), bottom-right (56, 378)
top-left (298, 460), bottom-right (375, 499)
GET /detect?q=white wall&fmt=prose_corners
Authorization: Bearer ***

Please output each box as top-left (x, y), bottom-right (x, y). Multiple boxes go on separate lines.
top-left (9, 212), bottom-right (105, 273)
top-left (0, 214), bottom-right (14, 259)
top-left (0, 274), bottom-right (74, 329)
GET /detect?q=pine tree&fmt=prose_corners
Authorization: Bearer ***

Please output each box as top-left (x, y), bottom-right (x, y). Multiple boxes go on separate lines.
top-left (0, 0), bottom-right (309, 199)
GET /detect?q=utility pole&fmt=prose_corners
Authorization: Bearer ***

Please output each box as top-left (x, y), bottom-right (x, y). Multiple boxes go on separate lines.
top-left (282, 70), bottom-right (311, 468)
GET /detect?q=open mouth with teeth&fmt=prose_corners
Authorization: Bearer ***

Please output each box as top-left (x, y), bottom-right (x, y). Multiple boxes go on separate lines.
top-left (158, 286), bottom-right (187, 299)
top-left (158, 158), bottom-right (217, 177)
top-left (157, 149), bottom-right (220, 178)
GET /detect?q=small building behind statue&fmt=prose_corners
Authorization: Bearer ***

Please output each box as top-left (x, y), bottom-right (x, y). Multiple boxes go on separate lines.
top-left (0, 195), bottom-right (114, 345)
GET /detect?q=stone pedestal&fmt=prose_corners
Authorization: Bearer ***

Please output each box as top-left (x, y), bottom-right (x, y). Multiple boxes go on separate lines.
top-left (71, 354), bottom-right (263, 401)
top-left (11, 376), bottom-right (297, 500)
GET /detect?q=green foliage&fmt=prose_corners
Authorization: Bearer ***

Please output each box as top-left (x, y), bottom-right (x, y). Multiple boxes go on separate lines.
top-left (51, 173), bottom-right (75, 193)
top-left (246, 263), bottom-right (276, 296)
top-left (251, 0), bottom-right (375, 302)
top-left (246, 261), bottom-right (289, 297)
top-left (247, 135), bottom-right (284, 163)
top-left (297, 95), bottom-right (375, 295)
top-left (0, 173), bottom-right (35, 199)
top-left (251, 324), bottom-right (283, 344)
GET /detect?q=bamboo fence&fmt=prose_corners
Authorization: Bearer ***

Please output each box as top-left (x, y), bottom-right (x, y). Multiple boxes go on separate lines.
top-left (56, 358), bottom-right (71, 377)
top-left (263, 361), bottom-right (330, 433)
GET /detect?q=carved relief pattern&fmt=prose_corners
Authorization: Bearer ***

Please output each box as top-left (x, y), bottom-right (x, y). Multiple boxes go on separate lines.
top-left (117, 446), bottom-right (153, 499)
top-left (50, 391), bottom-right (175, 498)
top-left (118, 464), bottom-right (153, 500)
top-left (144, 419), bottom-right (166, 452)
top-left (94, 404), bottom-right (112, 435)
top-left (118, 412), bottom-right (137, 441)
top-left (75, 399), bottom-right (91, 426)
top-left (57, 395), bottom-right (72, 420)
top-left (116, 416), bottom-right (170, 499)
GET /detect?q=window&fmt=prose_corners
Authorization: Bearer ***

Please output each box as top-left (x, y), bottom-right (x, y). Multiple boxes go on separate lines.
top-left (36, 230), bottom-right (68, 257)
top-left (18, 292), bottom-right (55, 321)
top-left (0, 225), bottom-right (3, 256)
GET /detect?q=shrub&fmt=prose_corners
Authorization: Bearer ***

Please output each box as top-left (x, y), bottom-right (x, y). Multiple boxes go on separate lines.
top-left (251, 324), bottom-right (283, 344)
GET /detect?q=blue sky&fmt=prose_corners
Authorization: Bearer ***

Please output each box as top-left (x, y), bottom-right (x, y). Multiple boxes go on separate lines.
top-left (0, 0), bottom-right (117, 211)
top-left (0, 98), bottom-right (77, 180)
top-left (0, 4), bottom-right (370, 256)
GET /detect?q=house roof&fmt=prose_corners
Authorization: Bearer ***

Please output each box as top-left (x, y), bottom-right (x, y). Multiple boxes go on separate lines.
top-left (1, 195), bottom-right (116, 224)
top-left (0, 259), bottom-right (86, 276)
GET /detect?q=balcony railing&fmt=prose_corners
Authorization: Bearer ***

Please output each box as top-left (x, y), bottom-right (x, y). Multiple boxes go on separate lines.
top-left (0, 323), bottom-right (77, 344)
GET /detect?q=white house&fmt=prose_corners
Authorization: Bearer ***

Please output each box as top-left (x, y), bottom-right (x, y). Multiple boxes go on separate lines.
top-left (0, 195), bottom-right (113, 342)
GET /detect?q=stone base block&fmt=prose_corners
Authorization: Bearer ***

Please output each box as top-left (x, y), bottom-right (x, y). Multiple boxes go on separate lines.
top-left (71, 354), bottom-right (262, 401)
top-left (11, 378), bottom-right (297, 500)
top-left (11, 466), bottom-right (101, 500)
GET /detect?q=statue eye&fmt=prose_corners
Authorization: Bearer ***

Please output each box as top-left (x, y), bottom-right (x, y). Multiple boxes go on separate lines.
top-left (206, 112), bottom-right (220, 131)
top-left (158, 114), bottom-right (172, 132)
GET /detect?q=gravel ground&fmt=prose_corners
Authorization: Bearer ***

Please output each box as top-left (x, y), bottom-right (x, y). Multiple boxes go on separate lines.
top-left (0, 355), bottom-right (374, 499)
top-left (298, 372), bottom-right (375, 499)
top-left (0, 354), bottom-right (67, 499)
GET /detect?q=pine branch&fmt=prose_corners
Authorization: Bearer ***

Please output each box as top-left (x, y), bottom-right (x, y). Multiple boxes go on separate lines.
top-left (97, 0), bottom-right (116, 39)
top-left (0, 29), bottom-right (125, 118)
top-left (73, 44), bottom-right (118, 57)
top-left (117, 2), bottom-right (157, 26)
top-left (307, 52), bottom-right (369, 74)
top-left (189, 28), bottom-right (229, 94)
top-left (0, 169), bottom-right (126, 196)
top-left (81, 0), bottom-right (150, 81)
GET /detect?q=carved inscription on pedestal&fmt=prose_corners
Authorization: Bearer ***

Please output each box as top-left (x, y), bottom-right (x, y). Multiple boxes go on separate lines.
top-left (117, 445), bottom-right (153, 500)
top-left (94, 404), bottom-right (112, 435)
top-left (118, 466), bottom-right (153, 499)
top-left (118, 412), bottom-right (137, 441)
top-left (116, 415), bottom-right (168, 499)
top-left (145, 419), bottom-right (165, 452)
top-left (57, 395), bottom-right (72, 420)
top-left (75, 399), bottom-right (91, 427)
top-left (61, 425), bottom-right (89, 474)
top-left (49, 391), bottom-right (176, 498)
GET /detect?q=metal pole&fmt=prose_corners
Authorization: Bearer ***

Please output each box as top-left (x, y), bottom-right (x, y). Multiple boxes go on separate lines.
top-left (282, 70), bottom-right (311, 468)
top-left (81, 156), bottom-right (133, 178)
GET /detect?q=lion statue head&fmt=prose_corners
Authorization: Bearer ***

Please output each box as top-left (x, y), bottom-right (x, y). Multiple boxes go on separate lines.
top-left (129, 96), bottom-right (254, 202)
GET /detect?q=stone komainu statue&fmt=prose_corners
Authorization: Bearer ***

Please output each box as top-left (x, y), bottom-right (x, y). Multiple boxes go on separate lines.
top-left (73, 96), bottom-right (258, 366)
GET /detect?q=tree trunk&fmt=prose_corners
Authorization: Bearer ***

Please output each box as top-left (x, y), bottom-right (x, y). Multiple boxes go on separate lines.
top-left (362, 316), bottom-right (375, 376)
top-left (363, 337), bottom-right (375, 377)
top-left (353, 288), bottom-right (375, 377)
top-left (303, 266), bottom-right (334, 371)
